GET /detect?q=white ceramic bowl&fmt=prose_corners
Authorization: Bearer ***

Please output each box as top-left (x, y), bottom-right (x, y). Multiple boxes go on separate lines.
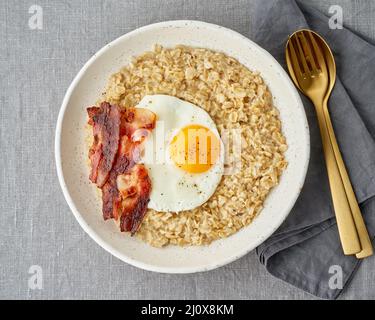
top-left (55, 21), bottom-right (309, 273)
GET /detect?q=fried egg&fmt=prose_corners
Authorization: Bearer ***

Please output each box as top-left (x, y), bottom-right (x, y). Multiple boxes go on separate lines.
top-left (136, 95), bottom-right (224, 212)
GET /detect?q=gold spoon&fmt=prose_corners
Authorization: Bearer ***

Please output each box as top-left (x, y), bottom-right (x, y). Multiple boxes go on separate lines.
top-left (286, 29), bottom-right (361, 255)
top-left (318, 32), bottom-right (373, 258)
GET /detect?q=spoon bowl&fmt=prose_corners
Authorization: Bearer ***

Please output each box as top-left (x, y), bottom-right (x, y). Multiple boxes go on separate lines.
top-left (286, 29), bottom-right (330, 104)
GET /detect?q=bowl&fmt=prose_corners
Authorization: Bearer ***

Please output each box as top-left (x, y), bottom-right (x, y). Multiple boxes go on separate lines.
top-left (55, 20), bottom-right (309, 273)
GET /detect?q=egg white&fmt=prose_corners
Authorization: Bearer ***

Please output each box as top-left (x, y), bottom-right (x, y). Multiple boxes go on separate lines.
top-left (136, 95), bottom-right (224, 212)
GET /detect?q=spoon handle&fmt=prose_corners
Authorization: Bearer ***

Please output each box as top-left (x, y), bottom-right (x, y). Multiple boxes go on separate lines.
top-left (313, 100), bottom-right (361, 255)
top-left (323, 100), bottom-right (373, 258)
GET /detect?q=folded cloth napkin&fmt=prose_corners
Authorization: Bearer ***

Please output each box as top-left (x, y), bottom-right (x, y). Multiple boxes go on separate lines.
top-left (251, 0), bottom-right (375, 299)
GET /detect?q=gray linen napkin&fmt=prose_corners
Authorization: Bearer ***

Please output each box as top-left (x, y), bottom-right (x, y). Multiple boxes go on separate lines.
top-left (252, 0), bottom-right (375, 299)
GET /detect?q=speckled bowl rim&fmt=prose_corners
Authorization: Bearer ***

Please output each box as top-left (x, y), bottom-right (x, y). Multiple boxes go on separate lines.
top-left (55, 20), bottom-right (310, 273)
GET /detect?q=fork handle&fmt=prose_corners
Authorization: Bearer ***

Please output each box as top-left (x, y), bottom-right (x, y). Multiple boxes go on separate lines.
top-left (313, 101), bottom-right (361, 255)
top-left (323, 100), bottom-right (373, 258)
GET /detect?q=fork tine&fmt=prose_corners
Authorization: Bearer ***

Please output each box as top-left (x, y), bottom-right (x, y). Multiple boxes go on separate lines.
top-left (307, 31), bottom-right (328, 73)
top-left (299, 31), bottom-right (319, 73)
top-left (287, 37), bottom-right (304, 78)
top-left (294, 34), bottom-right (310, 75)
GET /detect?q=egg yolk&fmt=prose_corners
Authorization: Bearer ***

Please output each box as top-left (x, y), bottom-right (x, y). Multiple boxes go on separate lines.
top-left (169, 124), bottom-right (221, 173)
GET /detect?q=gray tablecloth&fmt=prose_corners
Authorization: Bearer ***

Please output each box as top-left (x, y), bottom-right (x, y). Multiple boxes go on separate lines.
top-left (1, 0), bottom-right (375, 300)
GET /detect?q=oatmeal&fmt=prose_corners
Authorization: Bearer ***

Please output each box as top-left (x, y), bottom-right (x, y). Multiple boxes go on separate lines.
top-left (99, 45), bottom-right (287, 247)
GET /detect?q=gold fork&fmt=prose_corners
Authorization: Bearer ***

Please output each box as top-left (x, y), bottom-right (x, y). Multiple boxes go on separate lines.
top-left (286, 29), bottom-right (362, 255)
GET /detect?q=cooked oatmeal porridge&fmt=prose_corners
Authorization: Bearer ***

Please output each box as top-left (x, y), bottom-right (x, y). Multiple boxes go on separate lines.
top-left (96, 44), bottom-right (287, 247)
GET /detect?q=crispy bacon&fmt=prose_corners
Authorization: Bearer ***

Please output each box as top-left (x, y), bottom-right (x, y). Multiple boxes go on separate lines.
top-left (87, 102), bottom-right (121, 188)
top-left (87, 106), bottom-right (100, 125)
top-left (121, 107), bottom-right (156, 139)
top-left (87, 102), bottom-right (156, 235)
top-left (101, 135), bottom-right (138, 220)
top-left (117, 165), bottom-right (151, 234)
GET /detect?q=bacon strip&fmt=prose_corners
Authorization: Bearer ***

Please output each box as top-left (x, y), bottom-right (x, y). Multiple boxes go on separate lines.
top-left (87, 102), bottom-right (156, 235)
top-left (101, 135), bottom-right (138, 221)
top-left (121, 107), bottom-right (156, 138)
top-left (87, 102), bottom-right (121, 188)
top-left (117, 164), bottom-right (151, 234)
